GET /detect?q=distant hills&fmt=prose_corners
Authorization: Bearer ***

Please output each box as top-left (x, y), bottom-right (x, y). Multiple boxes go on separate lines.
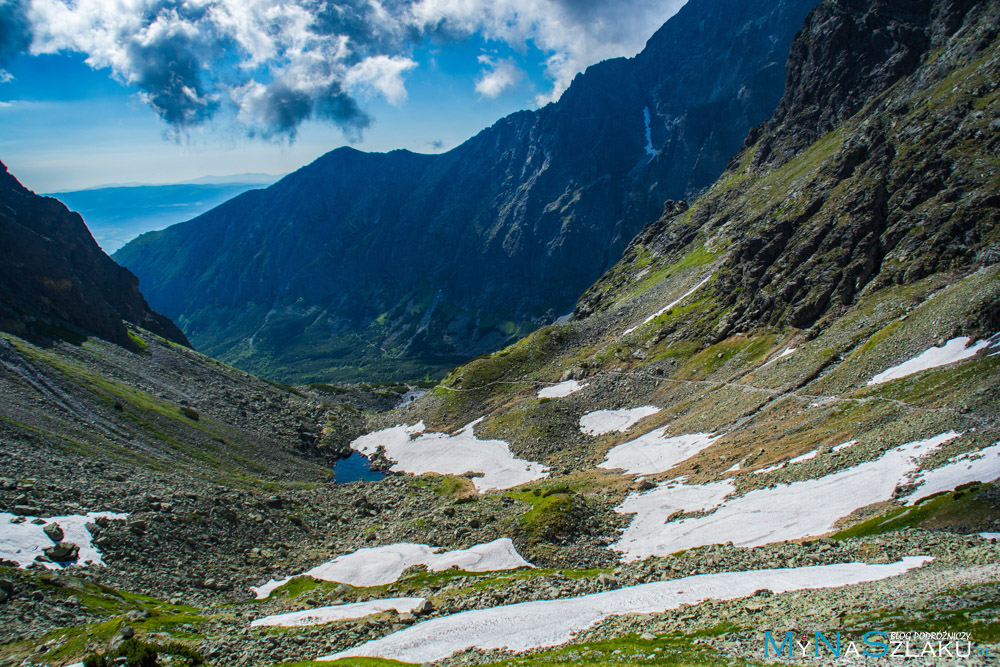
top-left (50, 175), bottom-right (279, 253)
top-left (115, 0), bottom-right (819, 383)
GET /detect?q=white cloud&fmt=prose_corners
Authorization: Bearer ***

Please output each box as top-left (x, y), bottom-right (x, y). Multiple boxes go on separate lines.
top-left (345, 54), bottom-right (417, 105)
top-left (473, 55), bottom-right (523, 98)
top-left (411, 0), bottom-right (689, 105)
top-left (0, 69), bottom-right (13, 82)
top-left (14, 0), bottom-right (689, 135)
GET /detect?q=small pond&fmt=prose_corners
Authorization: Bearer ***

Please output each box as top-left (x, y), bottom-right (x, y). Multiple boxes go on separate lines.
top-left (333, 451), bottom-right (386, 484)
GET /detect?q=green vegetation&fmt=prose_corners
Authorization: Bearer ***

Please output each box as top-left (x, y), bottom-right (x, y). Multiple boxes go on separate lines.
top-left (508, 484), bottom-right (581, 547)
top-left (179, 406), bottom-right (200, 421)
top-left (127, 329), bottom-right (149, 352)
top-left (830, 482), bottom-right (996, 540)
top-left (84, 637), bottom-right (204, 667)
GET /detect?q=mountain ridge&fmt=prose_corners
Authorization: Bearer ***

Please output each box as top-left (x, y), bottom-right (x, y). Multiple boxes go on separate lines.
top-left (115, 0), bottom-right (820, 383)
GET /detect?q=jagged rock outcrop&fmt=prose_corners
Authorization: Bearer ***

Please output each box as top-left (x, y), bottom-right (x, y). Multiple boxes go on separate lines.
top-left (114, 0), bottom-right (819, 382)
top-left (0, 160), bottom-right (189, 349)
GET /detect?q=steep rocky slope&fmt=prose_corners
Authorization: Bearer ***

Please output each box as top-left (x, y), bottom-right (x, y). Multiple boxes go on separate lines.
top-left (114, 0), bottom-right (818, 383)
top-left (0, 161), bottom-right (189, 351)
top-left (3, 0), bottom-right (1000, 665)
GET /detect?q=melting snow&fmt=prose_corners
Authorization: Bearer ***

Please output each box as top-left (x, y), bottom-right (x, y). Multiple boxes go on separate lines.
top-left (902, 442), bottom-right (1000, 504)
top-left (622, 274), bottom-right (712, 336)
top-left (252, 538), bottom-right (532, 599)
top-left (833, 440), bottom-right (858, 452)
top-left (762, 347), bottom-right (796, 368)
top-left (320, 558), bottom-right (930, 663)
top-left (579, 407), bottom-right (660, 436)
top-left (599, 430), bottom-right (720, 476)
top-left (752, 450), bottom-right (819, 475)
top-left (980, 533), bottom-right (1000, 540)
top-left (252, 598), bottom-right (425, 628)
top-left (613, 432), bottom-right (960, 560)
top-left (787, 450), bottom-right (818, 465)
top-left (642, 106), bottom-right (660, 160)
top-left (538, 380), bottom-right (588, 399)
top-left (0, 512), bottom-right (126, 569)
top-left (868, 336), bottom-right (991, 385)
top-left (350, 420), bottom-right (548, 491)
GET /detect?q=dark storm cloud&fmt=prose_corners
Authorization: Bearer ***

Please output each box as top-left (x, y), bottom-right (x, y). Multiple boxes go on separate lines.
top-left (245, 79), bottom-right (370, 141)
top-left (125, 28), bottom-right (219, 128)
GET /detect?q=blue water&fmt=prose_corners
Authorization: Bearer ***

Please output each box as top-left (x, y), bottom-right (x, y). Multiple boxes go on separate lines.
top-left (333, 451), bottom-right (386, 484)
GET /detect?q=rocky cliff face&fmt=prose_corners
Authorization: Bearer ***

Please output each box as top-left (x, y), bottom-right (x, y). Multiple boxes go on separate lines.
top-left (0, 161), bottom-right (189, 349)
top-left (114, 0), bottom-right (818, 382)
top-left (580, 0), bottom-right (1000, 338)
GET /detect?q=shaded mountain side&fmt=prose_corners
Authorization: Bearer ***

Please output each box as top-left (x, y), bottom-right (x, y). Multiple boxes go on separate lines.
top-left (578, 0), bottom-right (1000, 339)
top-left (0, 161), bottom-right (190, 350)
top-left (385, 0), bottom-right (1000, 510)
top-left (115, 0), bottom-right (819, 383)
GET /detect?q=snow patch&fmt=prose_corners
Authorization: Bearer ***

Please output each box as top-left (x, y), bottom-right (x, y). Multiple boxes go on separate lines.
top-left (762, 347), bottom-right (796, 367)
top-left (538, 380), bottom-right (588, 399)
top-left (642, 106), bottom-right (660, 160)
top-left (320, 558), bottom-right (930, 663)
top-left (350, 420), bottom-right (548, 491)
top-left (0, 512), bottom-right (126, 569)
top-left (613, 432), bottom-right (960, 560)
top-left (980, 533), bottom-right (1000, 540)
top-left (252, 538), bottom-right (532, 599)
top-left (832, 440), bottom-right (857, 452)
top-left (579, 407), bottom-right (660, 436)
top-left (868, 336), bottom-right (991, 385)
top-left (622, 274), bottom-right (712, 336)
top-left (787, 450), bottom-right (818, 465)
top-left (252, 598), bottom-right (425, 627)
top-left (752, 450), bottom-right (818, 475)
top-left (902, 442), bottom-right (1000, 504)
top-left (599, 430), bottom-right (720, 476)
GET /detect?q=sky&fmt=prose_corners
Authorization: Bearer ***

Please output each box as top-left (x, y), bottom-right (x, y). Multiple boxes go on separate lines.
top-left (0, 0), bottom-right (687, 193)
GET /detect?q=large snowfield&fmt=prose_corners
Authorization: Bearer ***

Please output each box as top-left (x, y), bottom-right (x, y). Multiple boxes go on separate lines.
top-left (612, 431), bottom-right (1000, 560)
top-left (321, 557), bottom-right (931, 663)
top-left (252, 538), bottom-right (532, 599)
top-left (350, 419), bottom-right (548, 491)
top-left (599, 430), bottom-right (720, 476)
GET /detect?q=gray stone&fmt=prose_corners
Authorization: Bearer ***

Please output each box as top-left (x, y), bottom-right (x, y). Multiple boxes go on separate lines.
top-left (43, 523), bottom-right (64, 543)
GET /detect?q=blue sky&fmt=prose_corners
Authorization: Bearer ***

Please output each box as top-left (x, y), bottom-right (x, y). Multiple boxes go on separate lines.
top-left (0, 0), bottom-right (687, 192)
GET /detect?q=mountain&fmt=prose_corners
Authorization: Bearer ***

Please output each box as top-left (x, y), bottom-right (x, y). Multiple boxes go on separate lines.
top-left (0, 161), bottom-right (190, 350)
top-left (114, 0), bottom-right (819, 383)
top-left (398, 0), bottom-right (1000, 560)
top-left (3, 0), bottom-right (1000, 665)
top-left (49, 181), bottom-right (275, 253)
